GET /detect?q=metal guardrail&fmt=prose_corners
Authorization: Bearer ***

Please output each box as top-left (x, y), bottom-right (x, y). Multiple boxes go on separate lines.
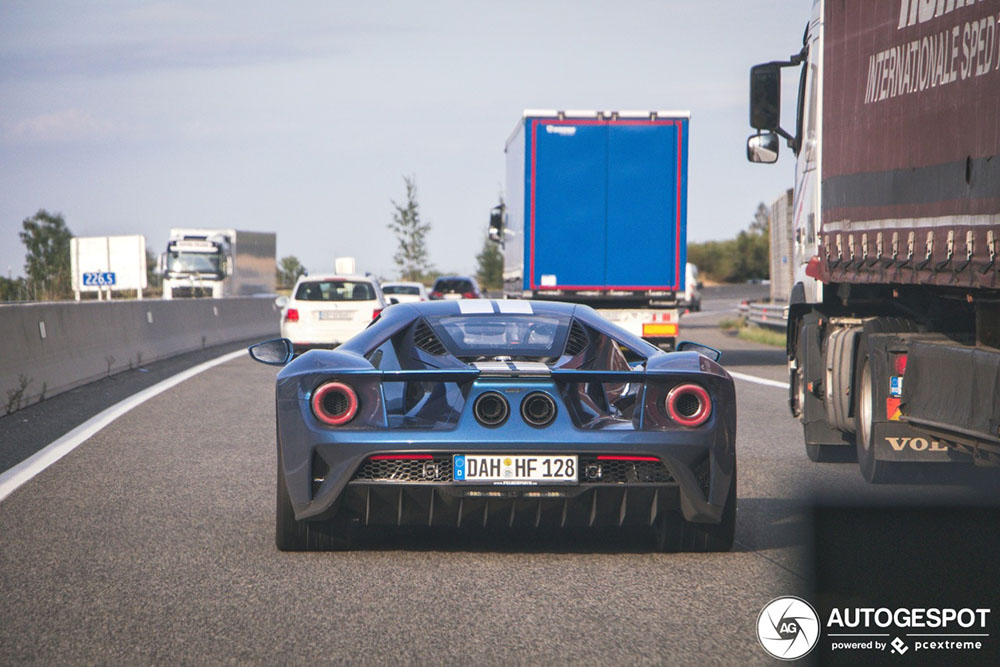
top-left (740, 302), bottom-right (788, 331)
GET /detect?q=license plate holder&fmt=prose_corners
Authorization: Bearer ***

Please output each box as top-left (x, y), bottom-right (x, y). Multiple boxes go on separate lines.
top-left (453, 454), bottom-right (578, 485)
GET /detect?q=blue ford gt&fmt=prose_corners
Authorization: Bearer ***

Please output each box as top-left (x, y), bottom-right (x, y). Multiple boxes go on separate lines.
top-left (249, 300), bottom-right (736, 551)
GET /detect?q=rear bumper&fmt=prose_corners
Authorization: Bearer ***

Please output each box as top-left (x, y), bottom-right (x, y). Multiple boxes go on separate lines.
top-left (281, 432), bottom-right (734, 527)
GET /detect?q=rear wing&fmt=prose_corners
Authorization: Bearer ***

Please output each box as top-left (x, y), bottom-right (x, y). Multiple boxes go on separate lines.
top-left (330, 368), bottom-right (650, 382)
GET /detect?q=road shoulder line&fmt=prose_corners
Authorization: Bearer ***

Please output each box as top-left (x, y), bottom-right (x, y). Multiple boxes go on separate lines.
top-left (0, 349), bottom-right (246, 504)
top-left (728, 370), bottom-right (790, 390)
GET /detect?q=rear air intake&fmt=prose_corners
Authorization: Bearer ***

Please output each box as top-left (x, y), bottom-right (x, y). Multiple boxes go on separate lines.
top-left (311, 381), bottom-right (359, 426)
top-left (413, 320), bottom-right (447, 355)
top-left (473, 391), bottom-right (509, 427)
top-left (564, 320), bottom-right (589, 357)
top-left (666, 384), bottom-right (711, 428)
top-left (520, 392), bottom-right (557, 427)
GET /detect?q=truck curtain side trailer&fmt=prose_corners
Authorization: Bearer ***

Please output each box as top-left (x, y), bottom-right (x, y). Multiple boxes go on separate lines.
top-left (748, 0), bottom-right (1000, 481)
top-left (161, 228), bottom-right (276, 299)
top-left (492, 110), bottom-right (690, 348)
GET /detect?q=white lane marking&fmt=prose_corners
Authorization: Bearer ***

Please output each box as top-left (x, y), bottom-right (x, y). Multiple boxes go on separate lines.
top-left (729, 370), bottom-right (790, 390)
top-left (0, 349), bottom-right (246, 505)
top-left (457, 299), bottom-right (493, 314)
top-left (496, 300), bottom-right (533, 314)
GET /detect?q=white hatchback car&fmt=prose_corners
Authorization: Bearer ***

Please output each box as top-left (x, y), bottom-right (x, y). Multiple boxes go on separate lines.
top-left (279, 274), bottom-right (389, 353)
top-left (380, 281), bottom-right (429, 303)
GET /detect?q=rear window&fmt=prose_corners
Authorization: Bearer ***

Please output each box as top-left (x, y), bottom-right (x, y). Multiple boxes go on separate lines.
top-left (427, 314), bottom-right (570, 357)
top-left (433, 278), bottom-right (474, 293)
top-left (383, 285), bottom-right (421, 295)
top-left (294, 280), bottom-right (376, 301)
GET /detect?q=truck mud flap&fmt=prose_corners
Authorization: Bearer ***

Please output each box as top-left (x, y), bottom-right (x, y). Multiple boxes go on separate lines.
top-left (902, 340), bottom-right (1000, 452)
top-left (798, 313), bottom-right (853, 446)
top-left (872, 421), bottom-right (965, 463)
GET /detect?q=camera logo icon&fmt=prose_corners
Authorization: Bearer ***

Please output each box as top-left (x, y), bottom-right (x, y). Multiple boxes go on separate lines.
top-left (757, 596), bottom-right (821, 660)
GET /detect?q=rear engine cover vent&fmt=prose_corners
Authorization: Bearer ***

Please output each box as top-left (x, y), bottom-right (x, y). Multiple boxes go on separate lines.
top-left (564, 320), bottom-right (589, 357)
top-left (413, 320), bottom-right (447, 355)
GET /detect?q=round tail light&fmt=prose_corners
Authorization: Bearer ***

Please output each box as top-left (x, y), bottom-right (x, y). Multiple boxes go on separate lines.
top-left (312, 382), bottom-right (359, 426)
top-left (666, 384), bottom-right (711, 427)
top-left (521, 392), bottom-right (557, 427)
top-left (473, 391), bottom-right (509, 427)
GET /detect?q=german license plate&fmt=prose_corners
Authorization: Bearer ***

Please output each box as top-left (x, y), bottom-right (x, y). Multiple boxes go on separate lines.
top-left (453, 455), bottom-right (578, 484)
top-left (318, 310), bottom-right (353, 320)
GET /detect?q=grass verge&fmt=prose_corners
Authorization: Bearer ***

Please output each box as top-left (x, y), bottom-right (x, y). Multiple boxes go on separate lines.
top-left (736, 324), bottom-right (786, 347)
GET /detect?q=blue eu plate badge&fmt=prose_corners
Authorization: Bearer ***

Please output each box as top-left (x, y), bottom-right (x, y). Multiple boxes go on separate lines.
top-left (453, 455), bottom-right (466, 481)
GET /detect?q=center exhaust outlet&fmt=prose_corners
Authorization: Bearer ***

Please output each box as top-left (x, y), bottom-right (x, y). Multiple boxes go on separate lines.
top-left (521, 392), bottom-right (557, 427)
top-left (473, 391), bottom-right (510, 427)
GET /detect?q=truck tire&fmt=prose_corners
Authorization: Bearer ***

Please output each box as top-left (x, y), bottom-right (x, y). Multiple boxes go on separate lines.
top-left (796, 317), bottom-right (856, 462)
top-left (655, 464), bottom-right (736, 552)
top-left (854, 350), bottom-right (893, 483)
top-left (276, 450), bottom-right (353, 551)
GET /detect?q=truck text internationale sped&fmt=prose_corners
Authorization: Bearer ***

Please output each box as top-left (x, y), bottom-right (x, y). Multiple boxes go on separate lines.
top-left (491, 110), bottom-right (690, 348)
top-left (748, 0), bottom-right (1000, 481)
top-left (161, 228), bottom-right (276, 299)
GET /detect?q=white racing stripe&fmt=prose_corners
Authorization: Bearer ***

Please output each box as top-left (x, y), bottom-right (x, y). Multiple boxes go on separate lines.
top-left (496, 300), bottom-right (533, 314)
top-left (0, 349), bottom-right (246, 504)
top-left (457, 299), bottom-right (493, 314)
top-left (728, 370), bottom-right (790, 390)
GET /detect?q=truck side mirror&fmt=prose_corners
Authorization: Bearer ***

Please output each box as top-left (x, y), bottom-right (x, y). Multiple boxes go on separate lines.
top-left (488, 206), bottom-right (504, 244)
top-left (158, 253), bottom-right (166, 274)
top-left (747, 132), bottom-right (780, 163)
top-left (750, 63), bottom-right (781, 131)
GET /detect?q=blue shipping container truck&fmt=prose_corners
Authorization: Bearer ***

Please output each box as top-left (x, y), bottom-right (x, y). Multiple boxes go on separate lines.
top-left (498, 110), bottom-right (689, 306)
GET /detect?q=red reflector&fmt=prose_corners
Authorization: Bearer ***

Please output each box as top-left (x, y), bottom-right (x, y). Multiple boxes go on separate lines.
top-left (462, 292), bottom-right (476, 298)
top-left (370, 454), bottom-right (434, 461)
top-left (894, 353), bottom-right (908, 375)
top-left (285, 308), bottom-right (299, 322)
top-left (372, 308), bottom-right (382, 320)
top-left (596, 455), bottom-right (660, 462)
top-left (805, 255), bottom-right (823, 279)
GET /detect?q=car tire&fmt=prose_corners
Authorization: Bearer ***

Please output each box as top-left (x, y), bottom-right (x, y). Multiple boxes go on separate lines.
top-left (655, 463), bottom-right (736, 552)
top-left (276, 450), bottom-right (354, 551)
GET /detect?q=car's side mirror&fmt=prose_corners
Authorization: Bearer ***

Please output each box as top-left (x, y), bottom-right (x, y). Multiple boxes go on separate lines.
top-left (388, 297), bottom-right (399, 305)
top-left (696, 281), bottom-right (704, 289)
top-left (248, 338), bottom-right (294, 365)
top-left (676, 340), bottom-right (722, 362)
top-left (747, 132), bottom-right (779, 163)
top-left (274, 295), bottom-right (289, 308)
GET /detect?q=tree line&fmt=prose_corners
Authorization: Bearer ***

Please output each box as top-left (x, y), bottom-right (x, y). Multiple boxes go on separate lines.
top-left (687, 202), bottom-right (770, 283)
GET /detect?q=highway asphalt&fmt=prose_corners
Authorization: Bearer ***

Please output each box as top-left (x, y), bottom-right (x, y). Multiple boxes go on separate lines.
top-left (1, 294), bottom-right (997, 664)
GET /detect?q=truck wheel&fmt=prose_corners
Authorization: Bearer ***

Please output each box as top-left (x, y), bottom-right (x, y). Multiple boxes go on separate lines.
top-left (655, 464), bottom-right (736, 552)
top-left (854, 352), bottom-right (893, 483)
top-left (276, 451), bottom-right (353, 551)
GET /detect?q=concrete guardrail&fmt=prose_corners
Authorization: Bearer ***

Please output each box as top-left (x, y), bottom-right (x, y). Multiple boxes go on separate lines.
top-left (0, 297), bottom-right (280, 415)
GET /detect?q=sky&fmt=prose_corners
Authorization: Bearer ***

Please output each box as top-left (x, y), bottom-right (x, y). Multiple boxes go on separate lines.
top-left (0, 0), bottom-right (807, 280)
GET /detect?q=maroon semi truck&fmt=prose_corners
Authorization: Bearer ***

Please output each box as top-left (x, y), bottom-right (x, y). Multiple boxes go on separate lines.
top-left (746, 0), bottom-right (1000, 482)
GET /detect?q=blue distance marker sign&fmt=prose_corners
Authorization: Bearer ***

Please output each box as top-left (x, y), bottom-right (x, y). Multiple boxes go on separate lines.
top-left (82, 272), bottom-right (116, 286)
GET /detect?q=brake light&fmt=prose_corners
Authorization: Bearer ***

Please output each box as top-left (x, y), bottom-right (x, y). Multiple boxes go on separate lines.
top-left (665, 384), bottom-right (712, 427)
top-left (372, 308), bottom-right (382, 320)
top-left (462, 291), bottom-right (477, 298)
top-left (894, 353), bottom-right (908, 375)
top-left (596, 455), bottom-right (660, 462)
top-left (431, 291), bottom-right (443, 299)
top-left (311, 382), bottom-right (359, 426)
top-left (285, 308), bottom-right (299, 323)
